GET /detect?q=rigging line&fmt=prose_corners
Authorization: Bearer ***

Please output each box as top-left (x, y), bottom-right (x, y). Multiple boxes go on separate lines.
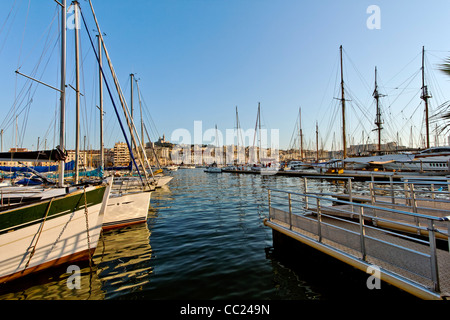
top-left (18, 89), bottom-right (33, 147)
top-left (341, 48), bottom-right (372, 95)
top-left (318, 53), bottom-right (340, 118)
top-left (347, 94), bottom-right (373, 128)
top-left (287, 118), bottom-right (298, 150)
top-left (79, 34), bottom-right (93, 151)
top-left (2, 81), bottom-right (35, 132)
top-left (18, 6), bottom-right (59, 70)
top-left (320, 99), bottom-right (339, 149)
top-left (5, 26), bottom-right (60, 131)
top-left (0, 0), bottom-right (18, 35)
top-left (384, 50), bottom-right (421, 86)
top-left (396, 88), bottom-right (422, 117)
top-left (388, 71), bottom-right (421, 110)
top-left (16, 0), bottom-right (31, 69)
top-left (0, 0), bottom-right (19, 55)
top-left (425, 56), bottom-right (447, 106)
top-left (140, 94), bottom-right (161, 140)
top-left (79, 5), bottom-right (144, 184)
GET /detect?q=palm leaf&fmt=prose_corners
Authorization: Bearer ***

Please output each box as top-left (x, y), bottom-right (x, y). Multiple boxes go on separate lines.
top-left (439, 58), bottom-right (450, 77)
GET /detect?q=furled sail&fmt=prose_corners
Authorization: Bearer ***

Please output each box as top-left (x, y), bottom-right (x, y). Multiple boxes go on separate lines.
top-left (0, 161), bottom-right (75, 173)
top-left (0, 147), bottom-right (67, 163)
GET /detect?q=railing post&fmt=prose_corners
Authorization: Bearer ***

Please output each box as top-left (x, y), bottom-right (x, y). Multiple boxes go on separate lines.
top-left (268, 189), bottom-right (272, 221)
top-left (403, 179), bottom-right (410, 206)
top-left (316, 198), bottom-right (322, 242)
top-left (389, 176), bottom-right (395, 204)
top-left (410, 183), bottom-right (418, 213)
top-left (447, 220), bottom-right (450, 254)
top-left (347, 177), bottom-right (353, 214)
top-left (428, 219), bottom-right (440, 293)
top-left (409, 183), bottom-right (421, 235)
top-left (369, 182), bottom-right (375, 205)
top-left (303, 177), bottom-right (309, 210)
top-left (431, 184), bottom-right (435, 200)
top-left (359, 206), bottom-right (366, 261)
top-left (288, 193), bottom-right (292, 230)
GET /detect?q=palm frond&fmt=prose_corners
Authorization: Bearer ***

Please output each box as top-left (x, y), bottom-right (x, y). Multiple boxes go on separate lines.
top-left (439, 57), bottom-right (450, 77)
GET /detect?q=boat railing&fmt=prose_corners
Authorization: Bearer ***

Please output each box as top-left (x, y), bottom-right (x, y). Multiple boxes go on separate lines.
top-left (267, 187), bottom-right (449, 296)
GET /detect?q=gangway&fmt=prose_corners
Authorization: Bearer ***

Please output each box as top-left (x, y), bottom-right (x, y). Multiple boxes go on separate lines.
top-left (265, 186), bottom-right (450, 300)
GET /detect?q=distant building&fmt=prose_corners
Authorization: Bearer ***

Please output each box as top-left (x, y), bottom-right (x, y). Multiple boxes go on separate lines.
top-left (155, 134), bottom-right (173, 148)
top-left (114, 142), bottom-right (130, 166)
top-left (348, 142), bottom-right (406, 155)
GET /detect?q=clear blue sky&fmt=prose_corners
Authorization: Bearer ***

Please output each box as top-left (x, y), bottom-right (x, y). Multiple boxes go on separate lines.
top-left (1, 0), bottom-right (450, 152)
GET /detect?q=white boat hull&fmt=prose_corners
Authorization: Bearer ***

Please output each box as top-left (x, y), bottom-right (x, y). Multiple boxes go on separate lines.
top-left (154, 175), bottom-right (173, 188)
top-left (103, 191), bottom-right (152, 230)
top-left (0, 179), bottom-right (112, 283)
top-left (382, 156), bottom-right (450, 172)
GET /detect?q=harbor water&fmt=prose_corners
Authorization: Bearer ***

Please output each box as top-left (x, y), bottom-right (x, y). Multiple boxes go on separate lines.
top-left (0, 169), bottom-right (416, 301)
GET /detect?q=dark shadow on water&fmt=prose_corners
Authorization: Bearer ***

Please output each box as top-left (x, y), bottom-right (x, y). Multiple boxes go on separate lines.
top-left (269, 230), bottom-right (421, 301)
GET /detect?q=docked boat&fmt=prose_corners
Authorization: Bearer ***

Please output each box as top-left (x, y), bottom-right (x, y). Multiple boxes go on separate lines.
top-left (0, 0), bottom-right (114, 284)
top-left (205, 162), bottom-right (222, 173)
top-left (103, 189), bottom-right (151, 230)
top-left (288, 161), bottom-right (313, 170)
top-left (0, 177), bottom-right (112, 284)
top-left (205, 166), bottom-right (222, 173)
top-left (381, 147), bottom-right (450, 172)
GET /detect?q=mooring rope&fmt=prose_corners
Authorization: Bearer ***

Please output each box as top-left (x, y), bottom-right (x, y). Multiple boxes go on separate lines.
top-left (23, 197), bottom-right (54, 272)
top-left (83, 186), bottom-right (93, 273)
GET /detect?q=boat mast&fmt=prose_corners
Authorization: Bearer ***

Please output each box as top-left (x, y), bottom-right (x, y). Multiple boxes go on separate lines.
top-left (373, 66), bottom-right (384, 152)
top-left (252, 102), bottom-right (261, 163)
top-left (130, 73), bottom-right (135, 152)
top-left (258, 102), bottom-right (262, 163)
top-left (58, 0), bottom-right (67, 187)
top-left (134, 77), bottom-right (147, 166)
top-left (299, 107), bottom-right (304, 161)
top-left (74, 1), bottom-right (81, 184)
top-left (421, 46), bottom-right (431, 149)
top-left (135, 78), bottom-right (145, 151)
top-left (340, 45), bottom-right (347, 160)
top-left (236, 106), bottom-right (240, 163)
top-left (88, 0), bottom-right (152, 185)
top-left (98, 34), bottom-right (104, 174)
top-left (316, 121), bottom-right (319, 163)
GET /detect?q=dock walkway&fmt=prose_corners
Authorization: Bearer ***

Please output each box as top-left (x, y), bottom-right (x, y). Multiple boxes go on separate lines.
top-left (265, 186), bottom-right (450, 300)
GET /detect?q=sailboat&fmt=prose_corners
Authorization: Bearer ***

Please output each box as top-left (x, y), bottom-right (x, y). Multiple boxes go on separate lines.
top-left (133, 76), bottom-right (174, 188)
top-left (205, 125), bottom-right (223, 173)
top-left (310, 46), bottom-right (450, 175)
top-left (80, 11), bottom-right (152, 231)
top-left (0, 0), bottom-right (112, 284)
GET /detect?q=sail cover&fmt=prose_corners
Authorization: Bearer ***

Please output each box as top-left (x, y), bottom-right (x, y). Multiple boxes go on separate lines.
top-left (0, 161), bottom-right (75, 173)
top-left (0, 147), bottom-right (67, 163)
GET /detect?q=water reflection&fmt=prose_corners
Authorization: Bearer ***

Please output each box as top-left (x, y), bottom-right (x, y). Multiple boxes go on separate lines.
top-left (94, 223), bottom-right (153, 299)
top-left (0, 170), bottom-right (399, 300)
top-left (0, 255), bottom-right (104, 300)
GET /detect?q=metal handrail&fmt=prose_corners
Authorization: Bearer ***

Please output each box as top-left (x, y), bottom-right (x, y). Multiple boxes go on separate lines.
top-left (267, 187), bottom-right (450, 294)
top-left (269, 188), bottom-right (449, 222)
